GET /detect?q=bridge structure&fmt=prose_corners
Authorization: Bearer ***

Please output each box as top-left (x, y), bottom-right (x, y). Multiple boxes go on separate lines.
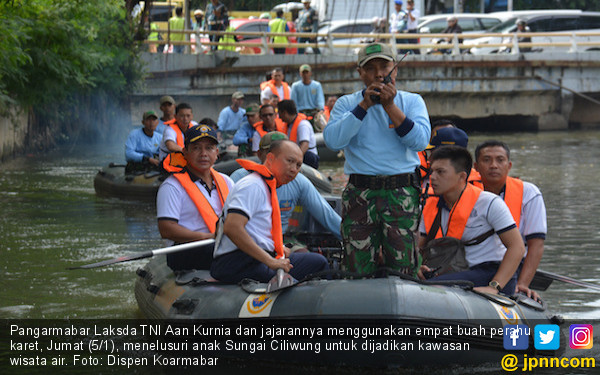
top-left (133, 51), bottom-right (600, 131)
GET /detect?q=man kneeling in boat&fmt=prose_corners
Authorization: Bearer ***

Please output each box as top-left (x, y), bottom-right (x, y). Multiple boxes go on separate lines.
top-left (418, 146), bottom-right (525, 295)
top-left (156, 124), bottom-right (235, 271)
top-left (211, 139), bottom-right (329, 283)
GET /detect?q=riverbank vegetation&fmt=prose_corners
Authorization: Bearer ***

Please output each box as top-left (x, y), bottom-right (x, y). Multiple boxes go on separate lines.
top-left (0, 0), bottom-right (144, 152)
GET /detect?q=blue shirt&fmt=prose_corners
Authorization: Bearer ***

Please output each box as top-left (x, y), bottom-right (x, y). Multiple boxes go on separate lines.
top-left (323, 90), bottom-right (430, 175)
top-left (290, 80), bottom-right (325, 111)
top-left (230, 169), bottom-right (341, 238)
top-left (217, 106), bottom-right (246, 132)
top-left (232, 117), bottom-right (255, 146)
top-left (125, 128), bottom-right (162, 162)
top-left (156, 120), bottom-right (168, 136)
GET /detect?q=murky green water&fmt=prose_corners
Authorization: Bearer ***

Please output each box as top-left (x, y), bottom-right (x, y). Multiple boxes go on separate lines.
top-left (1, 131), bottom-right (599, 320)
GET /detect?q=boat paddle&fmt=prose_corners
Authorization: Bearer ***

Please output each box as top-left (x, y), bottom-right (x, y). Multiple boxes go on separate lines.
top-left (266, 254), bottom-right (295, 293)
top-left (532, 268), bottom-right (600, 292)
top-left (68, 239), bottom-right (215, 270)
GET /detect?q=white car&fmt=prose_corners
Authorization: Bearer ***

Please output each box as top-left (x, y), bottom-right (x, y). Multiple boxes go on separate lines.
top-left (416, 13), bottom-right (510, 54)
top-left (465, 10), bottom-right (600, 54)
top-left (317, 19), bottom-right (374, 55)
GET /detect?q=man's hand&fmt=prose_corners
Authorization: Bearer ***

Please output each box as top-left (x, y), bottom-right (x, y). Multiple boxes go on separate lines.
top-left (379, 80), bottom-right (397, 107)
top-left (149, 157), bottom-right (159, 166)
top-left (266, 257), bottom-right (292, 272)
top-left (417, 265), bottom-right (431, 280)
top-left (474, 286), bottom-right (499, 295)
top-left (516, 283), bottom-right (541, 301)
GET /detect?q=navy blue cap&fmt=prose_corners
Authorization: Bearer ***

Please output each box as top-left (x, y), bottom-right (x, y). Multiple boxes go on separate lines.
top-left (428, 127), bottom-right (468, 149)
top-left (184, 124), bottom-right (218, 146)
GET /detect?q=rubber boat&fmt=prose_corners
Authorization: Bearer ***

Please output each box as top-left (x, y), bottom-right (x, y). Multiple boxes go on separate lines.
top-left (315, 132), bottom-right (344, 163)
top-left (134, 246), bottom-right (564, 368)
top-left (93, 158), bottom-right (332, 201)
top-left (93, 163), bottom-right (164, 201)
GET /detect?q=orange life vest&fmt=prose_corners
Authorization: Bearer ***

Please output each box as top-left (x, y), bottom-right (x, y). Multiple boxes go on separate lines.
top-left (323, 106), bottom-right (331, 122)
top-left (172, 169), bottom-right (230, 233)
top-left (266, 80), bottom-right (290, 100)
top-left (503, 176), bottom-right (523, 227)
top-left (422, 183), bottom-right (483, 240)
top-left (162, 121), bottom-right (188, 173)
top-left (468, 169), bottom-right (484, 189)
top-left (235, 158), bottom-right (284, 259)
top-left (260, 80), bottom-right (269, 91)
top-left (252, 119), bottom-right (287, 138)
top-left (286, 113), bottom-right (308, 143)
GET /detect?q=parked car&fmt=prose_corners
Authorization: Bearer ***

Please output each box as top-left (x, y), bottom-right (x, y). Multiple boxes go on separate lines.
top-left (317, 18), bottom-right (374, 55)
top-left (193, 18), bottom-right (298, 54)
top-left (464, 10), bottom-right (600, 54)
top-left (416, 13), bottom-right (509, 54)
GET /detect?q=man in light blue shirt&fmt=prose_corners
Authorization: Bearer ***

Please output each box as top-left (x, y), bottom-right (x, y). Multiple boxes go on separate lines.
top-left (231, 132), bottom-right (341, 240)
top-left (323, 42), bottom-right (430, 276)
top-left (233, 103), bottom-right (261, 156)
top-left (291, 64), bottom-right (325, 113)
top-left (125, 111), bottom-right (162, 170)
top-left (217, 91), bottom-right (246, 138)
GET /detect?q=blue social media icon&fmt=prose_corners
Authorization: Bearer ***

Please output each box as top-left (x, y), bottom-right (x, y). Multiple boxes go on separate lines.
top-left (503, 324), bottom-right (530, 350)
top-left (534, 324), bottom-right (560, 350)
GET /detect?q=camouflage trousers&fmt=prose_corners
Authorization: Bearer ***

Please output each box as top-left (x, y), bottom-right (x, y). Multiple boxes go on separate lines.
top-left (341, 182), bottom-right (421, 276)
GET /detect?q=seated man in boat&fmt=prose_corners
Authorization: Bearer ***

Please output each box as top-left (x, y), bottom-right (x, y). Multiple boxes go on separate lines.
top-left (418, 146), bottom-right (525, 295)
top-left (420, 126), bottom-right (482, 194)
top-left (474, 140), bottom-right (546, 299)
top-left (159, 103), bottom-right (195, 173)
top-left (211, 139), bottom-right (329, 283)
top-left (277, 100), bottom-right (319, 169)
top-left (230, 131), bottom-right (341, 244)
top-left (125, 111), bottom-right (162, 172)
top-left (233, 103), bottom-right (260, 156)
top-left (157, 95), bottom-right (176, 135)
top-left (156, 124), bottom-right (235, 271)
top-left (217, 91), bottom-right (246, 140)
top-left (250, 104), bottom-right (287, 155)
top-left (260, 67), bottom-right (290, 105)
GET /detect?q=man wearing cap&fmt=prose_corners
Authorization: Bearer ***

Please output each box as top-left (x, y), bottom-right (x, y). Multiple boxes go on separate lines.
top-left (296, 0), bottom-right (319, 54)
top-left (193, 9), bottom-right (205, 31)
top-left (159, 103), bottom-right (194, 173)
top-left (157, 95), bottom-right (176, 135)
top-left (418, 146), bottom-right (525, 295)
top-left (474, 140), bottom-right (546, 299)
top-left (157, 124), bottom-right (235, 271)
top-left (231, 131), bottom-right (341, 240)
top-left (323, 42), bottom-right (430, 276)
top-left (233, 103), bottom-right (260, 156)
top-left (211, 138), bottom-right (329, 283)
top-left (403, 0), bottom-right (420, 54)
top-left (251, 104), bottom-right (287, 155)
top-left (290, 64), bottom-right (325, 116)
top-left (260, 68), bottom-right (290, 105)
top-left (389, 0), bottom-right (406, 49)
top-left (420, 126), bottom-right (482, 196)
top-left (217, 92), bottom-right (246, 139)
top-left (277, 99), bottom-right (319, 169)
top-left (125, 111), bottom-right (162, 171)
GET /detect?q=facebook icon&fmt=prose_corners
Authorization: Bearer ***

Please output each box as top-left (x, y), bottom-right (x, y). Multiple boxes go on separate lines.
top-left (503, 324), bottom-right (530, 350)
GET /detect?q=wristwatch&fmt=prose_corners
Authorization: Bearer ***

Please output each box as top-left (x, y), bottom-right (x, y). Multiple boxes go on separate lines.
top-left (489, 280), bottom-right (502, 292)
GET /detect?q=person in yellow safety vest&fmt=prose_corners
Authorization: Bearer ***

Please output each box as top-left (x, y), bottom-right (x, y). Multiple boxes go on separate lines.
top-left (168, 6), bottom-right (186, 53)
top-left (146, 14), bottom-right (161, 53)
top-left (268, 9), bottom-right (289, 54)
top-left (218, 19), bottom-right (236, 51)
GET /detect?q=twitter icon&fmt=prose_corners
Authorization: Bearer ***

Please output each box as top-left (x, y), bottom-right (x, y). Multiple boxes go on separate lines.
top-left (535, 324), bottom-right (560, 350)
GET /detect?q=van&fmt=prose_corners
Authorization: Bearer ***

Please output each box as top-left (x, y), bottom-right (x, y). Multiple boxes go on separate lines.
top-left (464, 10), bottom-right (600, 54)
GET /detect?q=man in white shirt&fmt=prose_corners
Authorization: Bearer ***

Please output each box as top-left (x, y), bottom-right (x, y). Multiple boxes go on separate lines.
top-left (418, 146), bottom-right (525, 295)
top-left (404, 0), bottom-right (420, 55)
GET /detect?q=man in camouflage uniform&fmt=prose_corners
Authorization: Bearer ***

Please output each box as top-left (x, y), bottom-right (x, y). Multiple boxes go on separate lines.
top-left (323, 43), bottom-right (430, 275)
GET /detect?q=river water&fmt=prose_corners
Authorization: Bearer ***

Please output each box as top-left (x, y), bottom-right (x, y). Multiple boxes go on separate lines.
top-left (1, 130), bottom-right (599, 321)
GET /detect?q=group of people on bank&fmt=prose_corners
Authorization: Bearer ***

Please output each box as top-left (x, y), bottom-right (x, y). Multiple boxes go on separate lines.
top-left (127, 41), bottom-right (546, 300)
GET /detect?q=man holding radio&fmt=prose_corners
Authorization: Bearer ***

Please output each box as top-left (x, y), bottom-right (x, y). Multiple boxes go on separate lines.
top-left (323, 42), bottom-right (430, 276)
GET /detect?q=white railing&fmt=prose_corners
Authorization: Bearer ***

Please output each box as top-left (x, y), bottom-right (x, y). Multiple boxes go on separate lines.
top-left (146, 29), bottom-right (600, 55)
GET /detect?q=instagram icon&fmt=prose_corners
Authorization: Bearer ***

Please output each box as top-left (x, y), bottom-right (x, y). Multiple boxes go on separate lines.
top-left (569, 324), bottom-right (593, 349)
